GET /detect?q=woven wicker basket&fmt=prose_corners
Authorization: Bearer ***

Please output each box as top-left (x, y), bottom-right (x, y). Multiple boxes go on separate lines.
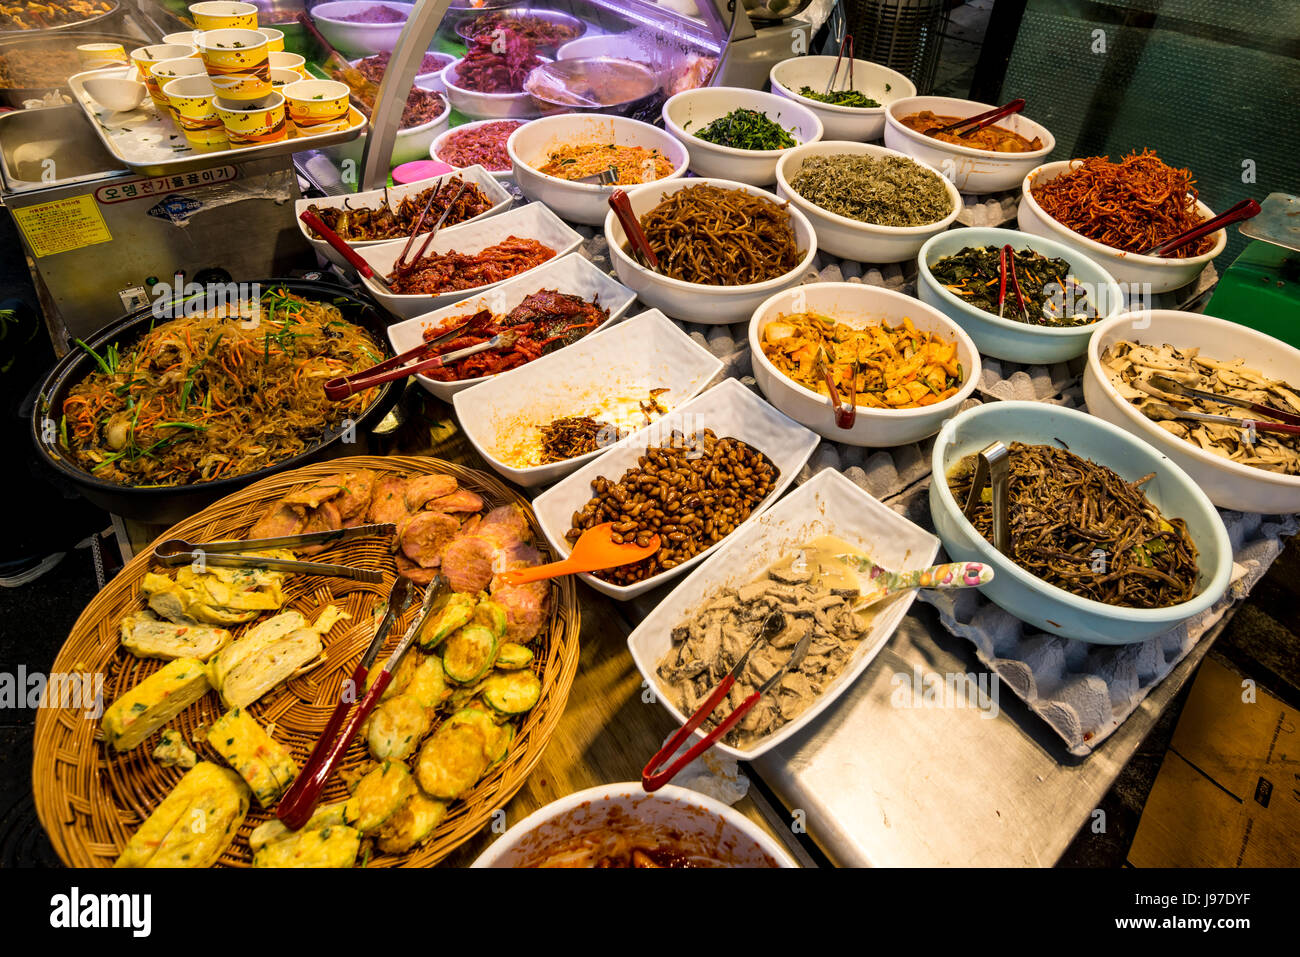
top-left (32, 455), bottom-right (581, 868)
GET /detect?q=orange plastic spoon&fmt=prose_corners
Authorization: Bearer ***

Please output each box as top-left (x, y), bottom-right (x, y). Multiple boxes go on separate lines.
top-left (497, 523), bottom-right (660, 585)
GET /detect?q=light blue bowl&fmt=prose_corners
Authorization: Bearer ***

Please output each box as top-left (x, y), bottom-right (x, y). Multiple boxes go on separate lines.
top-left (929, 401), bottom-right (1232, 645)
top-left (916, 227), bottom-right (1124, 364)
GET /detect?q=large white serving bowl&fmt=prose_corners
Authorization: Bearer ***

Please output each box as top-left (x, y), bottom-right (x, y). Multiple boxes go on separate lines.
top-left (661, 86), bottom-right (822, 186)
top-left (471, 783), bottom-right (796, 867)
top-left (929, 401), bottom-right (1233, 645)
top-left (385, 253), bottom-right (637, 401)
top-left (604, 177), bottom-right (817, 325)
top-left (326, 87), bottom-right (452, 169)
top-left (440, 55), bottom-right (550, 120)
top-left (294, 164), bottom-right (512, 269)
top-left (431, 118), bottom-right (531, 181)
top-left (1018, 161), bottom-right (1227, 293)
top-left (355, 200), bottom-right (583, 318)
top-left (882, 95), bottom-right (1055, 195)
top-left (775, 140), bottom-right (961, 263)
top-left (454, 309), bottom-right (724, 488)
top-left (508, 113), bottom-right (689, 226)
top-left (348, 52), bottom-right (456, 93)
top-left (769, 54), bottom-right (915, 142)
top-left (531, 377), bottom-right (820, 601)
top-left (749, 282), bottom-right (980, 446)
top-left (627, 467), bottom-right (941, 761)
top-left (916, 226), bottom-right (1125, 364)
top-left (1084, 309), bottom-right (1300, 514)
top-left (556, 33), bottom-right (654, 62)
top-left (311, 1), bottom-right (409, 57)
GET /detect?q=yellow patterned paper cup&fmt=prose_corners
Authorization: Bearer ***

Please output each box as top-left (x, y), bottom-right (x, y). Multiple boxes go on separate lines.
top-left (163, 74), bottom-right (229, 147)
top-left (269, 51), bottom-right (308, 78)
top-left (163, 30), bottom-right (202, 45)
top-left (189, 1), bottom-right (258, 31)
top-left (214, 91), bottom-right (288, 148)
top-left (283, 79), bottom-right (351, 136)
top-left (77, 42), bottom-right (128, 70)
top-left (199, 28), bottom-right (270, 101)
top-left (130, 43), bottom-right (199, 108)
top-left (258, 28), bottom-right (285, 53)
top-left (270, 67), bottom-right (301, 89)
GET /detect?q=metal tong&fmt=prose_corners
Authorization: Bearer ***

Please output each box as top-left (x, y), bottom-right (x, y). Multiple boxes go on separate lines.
top-left (276, 575), bottom-right (448, 830)
top-left (153, 524), bottom-right (396, 582)
top-left (642, 614), bottom-right (810, 792)
top-left (960, 441), bottom-right (1010, 554)
top-left (823, 31), bottom-right (854, 97)
top-left (1142, 372), bottom-right (1300, 426)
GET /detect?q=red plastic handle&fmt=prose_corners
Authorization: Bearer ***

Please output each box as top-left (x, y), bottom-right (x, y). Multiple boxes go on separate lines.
top-left (609, 189), bottom-right (660, 270)
top-left (1143, 198), bottom-right (1260, 257)
top-left (299, 209), bottom-right (381, 282)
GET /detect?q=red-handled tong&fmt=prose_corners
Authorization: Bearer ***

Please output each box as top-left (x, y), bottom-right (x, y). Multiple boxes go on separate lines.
top-left (998, 244), bottom-right (1028, 321)
top-left (300, 209), bottom-right (395, 293)
top-left (276, 576), bottom-right (449, 831)
top-left (322, 324), bottom-right (516, 400)
top-left (642, 615), bottom-right (810, 792)
top-left (815, 346), bottom-right (857, 429)
top-left (1141, 198), bottom-right (1260, 257)
top-left (608, 188), bottom-right (659, 271)
top-left (927, 98), bottom-right (1026, 139)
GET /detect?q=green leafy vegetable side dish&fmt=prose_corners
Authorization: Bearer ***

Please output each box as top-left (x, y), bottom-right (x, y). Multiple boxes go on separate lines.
top-left (694, 108), bottom-right (797, 151)
top-left (797, 86), bottom-right (881, 108)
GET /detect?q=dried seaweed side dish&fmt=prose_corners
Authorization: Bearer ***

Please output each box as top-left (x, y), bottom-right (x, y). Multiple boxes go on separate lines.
top-left (946, 442), bottom-right (1200, 608)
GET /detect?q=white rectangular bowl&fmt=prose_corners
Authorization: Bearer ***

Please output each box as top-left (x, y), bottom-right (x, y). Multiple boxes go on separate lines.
top-left (627, 467), bottom-right (941, 760)
top-left (294, 164), bottom-right (512, 269)
top-left (453, 309), bottom-right (726, 488)
top-left (386, 253), bottom-right (637, 401)
top-left (531, 377), bottom-right (820, 600)
top-left (358, 201), bottom-right (586, 318)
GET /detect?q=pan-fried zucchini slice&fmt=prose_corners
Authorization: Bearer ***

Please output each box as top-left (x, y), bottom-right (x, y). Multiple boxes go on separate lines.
top-left (488, 723), bottom-right (514, 765)
top-left (482, 671), bottom-right (541, 715)
top-left (345, 761), bottom-right (416, 833)
top-left (376, 789), bottom-right (448, 854)
top-left (416, 593), bottom-right (477, 651)
top-left (416, 719), bottom-right (490, 800)
top-left (253, 825), bottom-right (361, 868)
top-left (472, 599), bottom-right (508, 637)
top-left (442, 624), bottom-right (498, 684)
top-left (493, 642), bottom-right (533, 670)
top-left (249, 801), bottom-right (348, 852)
top-left (404, 653), bottom-right (450, 709)
top-left (367, 695), bottom-right (432, 762)
top-left (444, 679), bottom-right (488, 712)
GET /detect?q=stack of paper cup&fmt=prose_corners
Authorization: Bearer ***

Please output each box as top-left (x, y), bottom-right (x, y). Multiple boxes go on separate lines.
top-left (198, 28), bottom-right (271, 102)
top-left (214, 92), bottom-right (288, 147)
top-left (188, 1), bottom-right (258, 30)
top-left (164, 75), bottom-right (228, 149)
top-left (283, 79), bottom-right (352, 136)
top-left (129, 43), bottom-right (200, 110)
top-left (259, 28), bottom-right (285, 52)
top-left (270, 51), bottom-right (309, 78)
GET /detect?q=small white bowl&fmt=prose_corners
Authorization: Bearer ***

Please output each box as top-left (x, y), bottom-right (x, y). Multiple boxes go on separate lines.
top-left (355, 200), bottom-right (584, 318)
top-left (440, 55), bottom-right (551, 121)
top-left (775, 140), bottom-right (961, 263)
top-left (385, 253), bottom-right (637, 401)
top-left (349, 53), bottom-right (457, 93)
top-left (1018, 161), bottom-right (1226, 293)
top-left (1084, 309), bottom-right (1300, 514)
top-left (431, 118), bottom-right (531, 181)
top-left (749, 282), bottom-right (981, 447)
top-left (509, 113), bottom-right (689, 225)
top-left (769, 55), bottom-right (915, 142)
top-left (82, 76), bottom-right (147, 112)
top-left (661, 85), bottom-right (823, 186)
top-left (471, 783), bottom-right (796, 867)
top-left (557, 33), bottom-right (655, 63)
top-left (627, 467), bottom-right (940, 760)
top-left (329, 87), bottom-right (451, 168)
top-left (453, 309), bottom-right (724, 487)
top-left (604, 176), bottom-right (817, 325)
top-left (310, 1), bottom-right (409, 57)
top-left (883, 95), bottom-right (1055, 195)
top-left (530, 377), bottom-right (820, 601)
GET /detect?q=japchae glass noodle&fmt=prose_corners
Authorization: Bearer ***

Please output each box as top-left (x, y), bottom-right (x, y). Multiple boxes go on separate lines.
top-left (638, 184), bottom-right (800, 286)
top-left (947, 442), bottom-right (1200, 608)
top-left (60, 289), bottom-right (383, 488)
top-left (1030, 150), bottom-right (1211, 258)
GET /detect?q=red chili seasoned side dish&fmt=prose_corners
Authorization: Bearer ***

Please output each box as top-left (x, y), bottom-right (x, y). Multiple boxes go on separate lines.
top-left (437, 120), bottom-right (527, 172)
top-left (388, 236), bottom-right (555, 294)
top-left (454, 30), bottom-right (541, 94)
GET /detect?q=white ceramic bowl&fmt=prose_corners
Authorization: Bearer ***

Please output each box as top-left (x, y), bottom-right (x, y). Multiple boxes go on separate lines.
top-left (557, 33), bottom-right (656, 63)
top-left (661, 85), bottom-right (823, 186)
top-left (769, 55), bottom-right (915, 142)
top-left (310, 1), bottom-right (409, 57)
top-left (508, 113), bottom-right (689, 226)
top-left (1084, 309), bottom-right (1300, 514)
top-left (431, 118), bottom-right (531, 181)
top-left (82, 76), bottom-right (147, 112)
top-left (916, 226), bottom-right (1125, 364)
top-left (349, 52), bottom-right (457, 93)
top-left (531, 377), bottom-right (820, 601)
top-left (930, 401), bottom-right (1233, 644)
top-left (471, 783), bottom-right (796, 867)
top-left (453, 309), bottom-right (724, 487)
top-left (604, 177), bottom-right (817, 325)
top-left (882, 95), bottom-right (1055, 195)
top-left (775, 140), bottom-right (961, 263)
top-left (294, 164), bottom-right (512, 268)
top-left (628, 467), bottom-right (940, 760)
top-left (440, 55), bottom-right (551, 120)
top-left (385, 253), bottom-right (636, 400)
top-left (749, 282), bottom-right (981, 447)
top-left (1018, 161), bottom-right (1227, 293)
top-left (328, 86), bottom-right (451, 168)
top-left (355, 200), bottom-right (583, 317)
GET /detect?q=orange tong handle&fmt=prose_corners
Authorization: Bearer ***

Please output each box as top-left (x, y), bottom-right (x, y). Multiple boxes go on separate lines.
top-left (642, 678), bottom-right (760, 792)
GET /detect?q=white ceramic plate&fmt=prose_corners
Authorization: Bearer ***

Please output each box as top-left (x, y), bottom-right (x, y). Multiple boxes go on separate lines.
top-left (356, 200), bottom-right (585, 318)
top-left (385, 253), bottom-right (636, 401)
top-left (627, 467), bottom-right (940, 759)
top-left (531, 377), bottom-right (820, 600)
top-left (453, 309), bottom-right (725, 487)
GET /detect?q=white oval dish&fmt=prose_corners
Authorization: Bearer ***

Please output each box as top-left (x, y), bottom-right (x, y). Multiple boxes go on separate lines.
top-left (431, 118), bottom-right (532, 181)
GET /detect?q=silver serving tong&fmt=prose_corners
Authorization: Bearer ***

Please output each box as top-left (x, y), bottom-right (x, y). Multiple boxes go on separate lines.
top-left (575, 167), bottom-right (619, 187)
top-left (960, 441), bottom-right (1011, 554)
top-left (153, 523), bottom-right (396, 582)
top-left (1142, 373), bottom-right (1300, 427)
